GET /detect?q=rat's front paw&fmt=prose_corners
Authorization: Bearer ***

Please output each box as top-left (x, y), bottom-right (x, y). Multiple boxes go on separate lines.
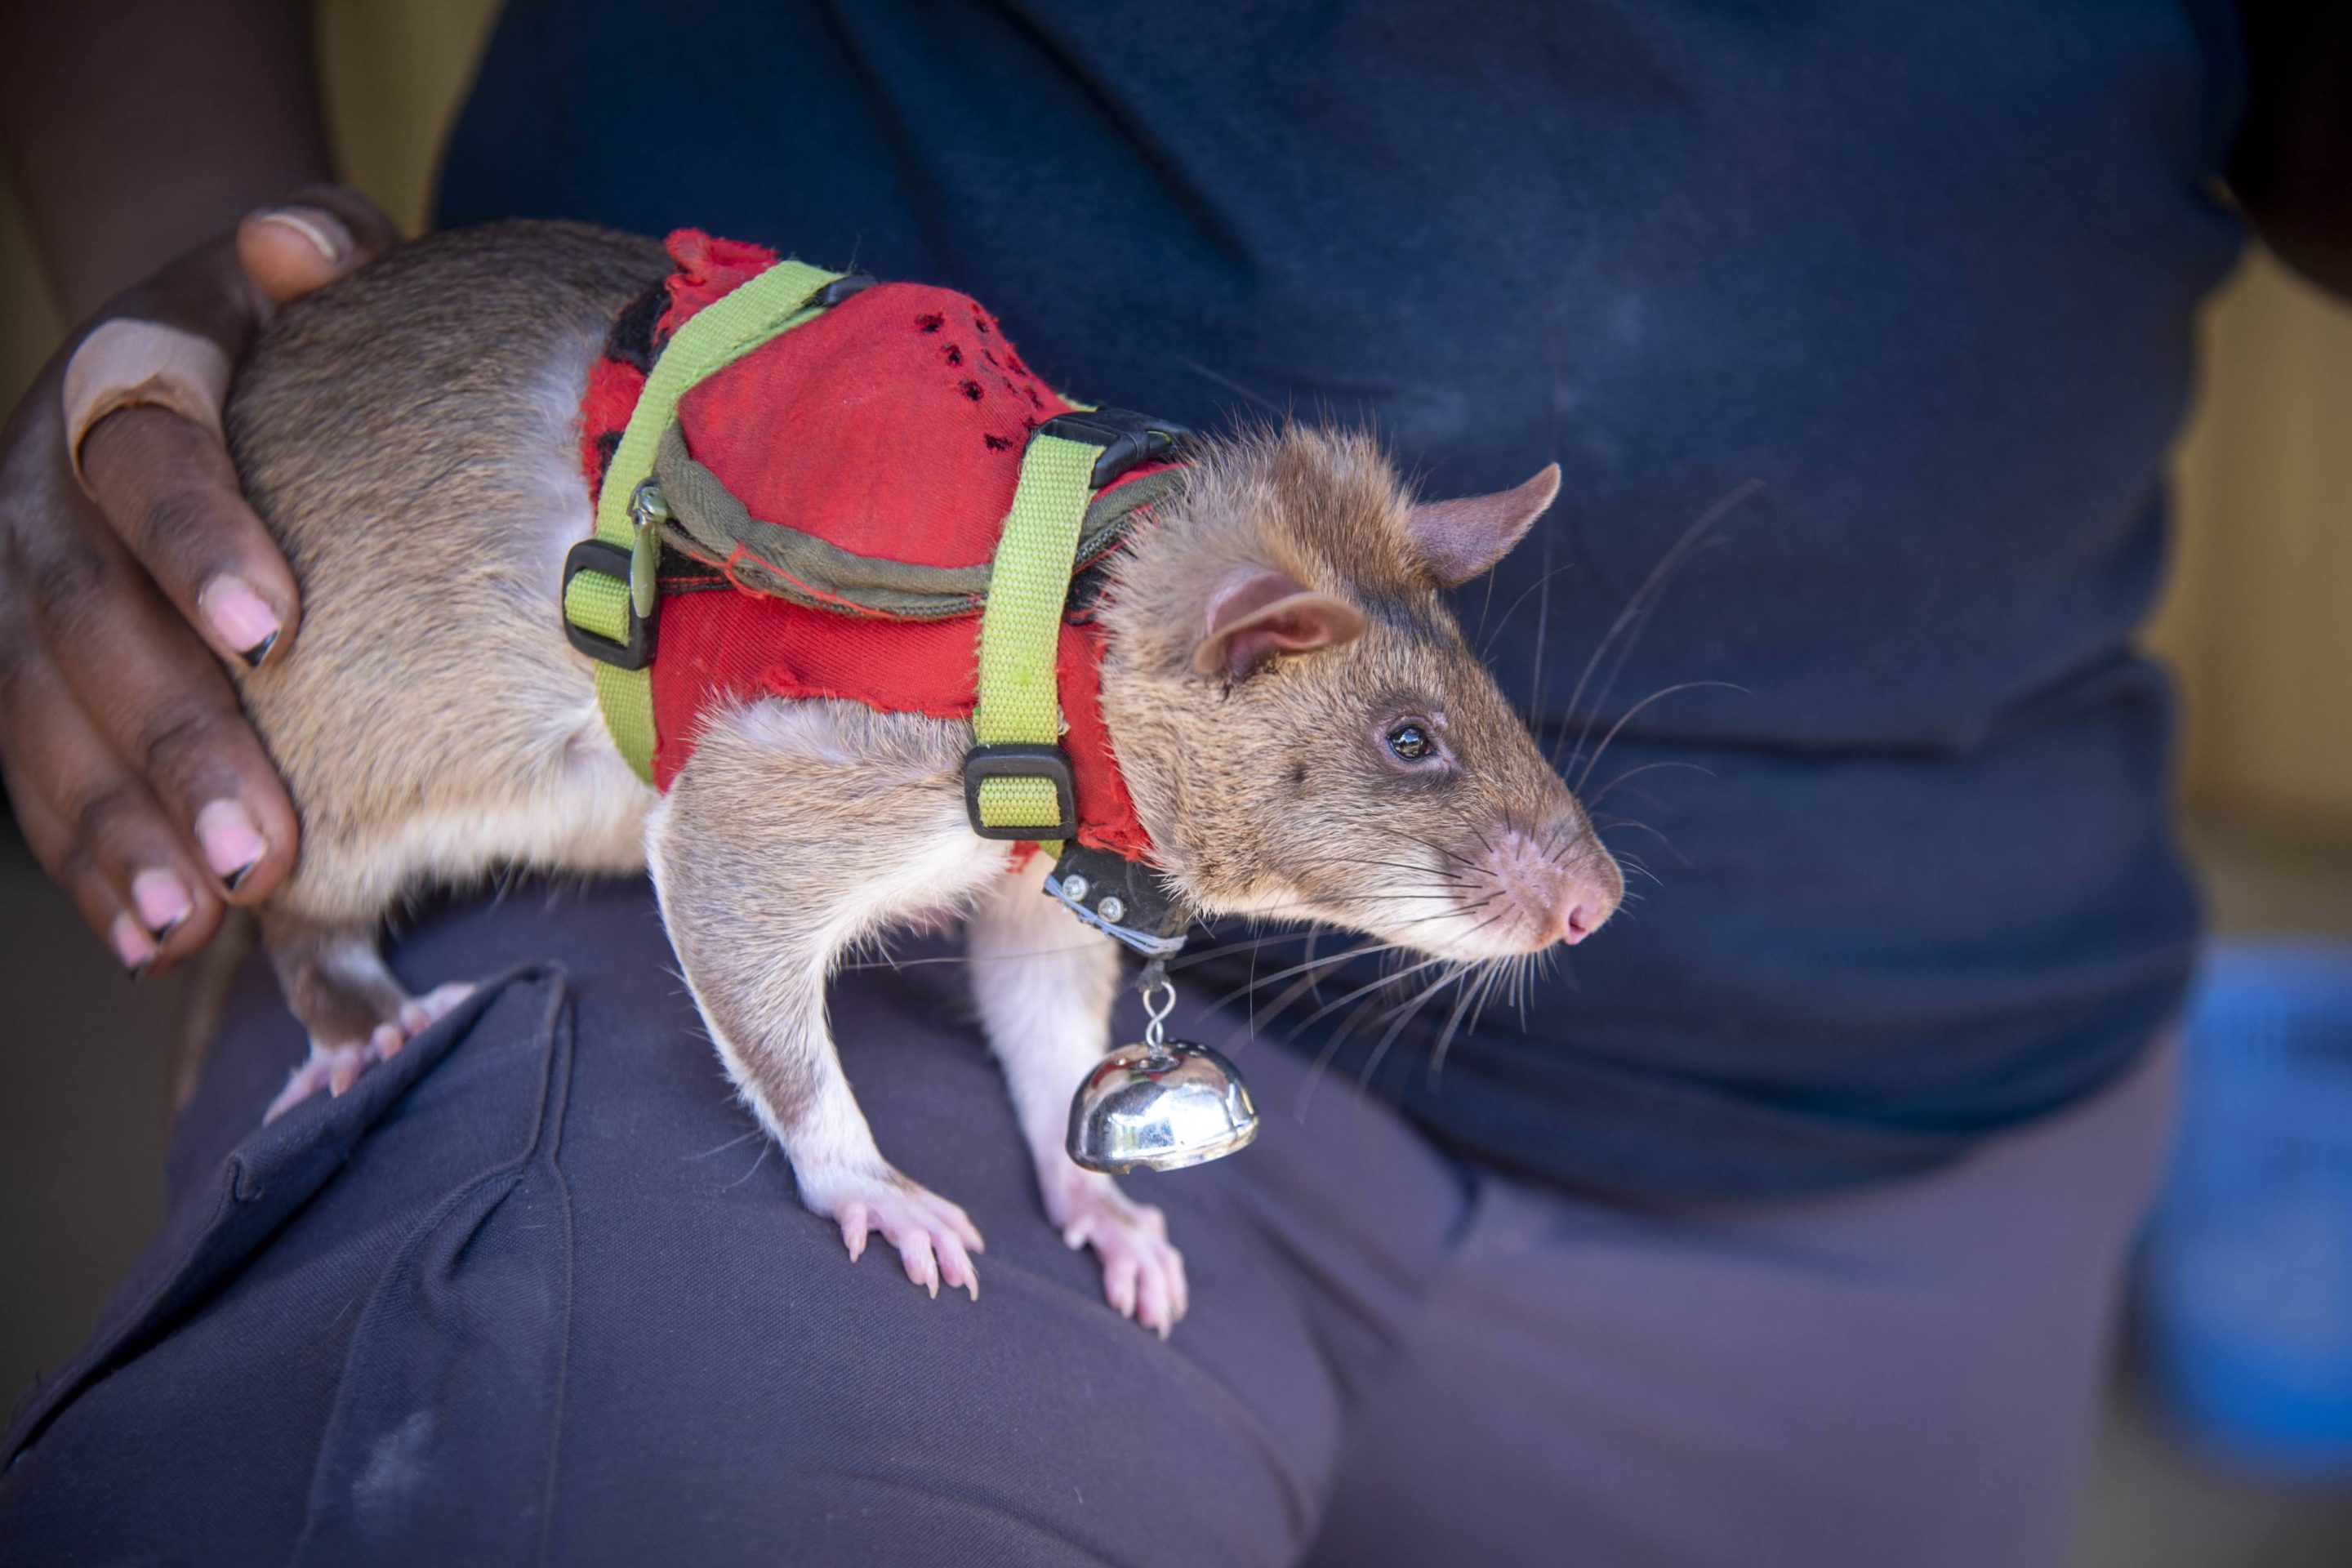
top-left (1044, 1165), bottom-right (1188, 1338)
top-left (798, 1161), bottom-right (985, 1302)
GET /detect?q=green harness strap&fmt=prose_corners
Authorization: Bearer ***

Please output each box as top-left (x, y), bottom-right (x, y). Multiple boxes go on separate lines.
top-left (564, 261), bottom-right (1183, 848)
top-left (960, 409), bottom-right (1187, 852)
top-left (564, 258), bottom-right (847, 783)
top-left (967, 429), bottom-right (1103, 853)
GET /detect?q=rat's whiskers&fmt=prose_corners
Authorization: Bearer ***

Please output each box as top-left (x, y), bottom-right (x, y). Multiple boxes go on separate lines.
top-left (1552, 478), bottom-right (1762, 776)
top-left (1586, 759), bottom-right (1715, 811)
top-left (1574, 679), bottom-right (1749, 794)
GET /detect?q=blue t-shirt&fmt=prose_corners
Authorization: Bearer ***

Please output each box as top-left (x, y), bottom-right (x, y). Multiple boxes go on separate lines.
top-left (442, 0), bottom-right (2247, 1196)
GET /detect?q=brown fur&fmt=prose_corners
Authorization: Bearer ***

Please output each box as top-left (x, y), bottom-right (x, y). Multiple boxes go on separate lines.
top-left (229, 221), bottom-right (665, 910)
top-left (218, 220), bottom-right (1619, 1324)
top-left (1102, 425), bottom-right (1621, 953)
top-left (229, 223), bottom-right (666, 1036)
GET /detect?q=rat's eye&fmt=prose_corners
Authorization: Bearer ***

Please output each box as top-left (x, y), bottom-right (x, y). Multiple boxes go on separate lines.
top-left (1386, 721), bottom-right (1434, 762)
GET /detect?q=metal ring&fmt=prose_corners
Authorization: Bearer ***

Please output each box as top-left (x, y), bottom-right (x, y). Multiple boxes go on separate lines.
top-left (1141, 979), bottom-right (1176, 1050)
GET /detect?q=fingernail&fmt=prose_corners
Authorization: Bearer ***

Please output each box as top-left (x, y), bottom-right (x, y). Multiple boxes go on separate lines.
top-left (195, 799), bottom-right (267, 885)
top-left (110, 912), bottom-right (158, 974)
top-left (131, 868), bottom-right (194, 937)
top-left (252, 207), bottom-right (350, 268)
top-left (198, 577), bottom-right (282, 666)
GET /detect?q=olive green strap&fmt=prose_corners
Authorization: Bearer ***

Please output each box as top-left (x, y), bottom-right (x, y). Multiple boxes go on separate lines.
top-left (564, 258), bottom-right (844, 782)
top-left (969, 430), bottom-right (1103, 850)
top-left (651, 418), bottom-right (1178, 621)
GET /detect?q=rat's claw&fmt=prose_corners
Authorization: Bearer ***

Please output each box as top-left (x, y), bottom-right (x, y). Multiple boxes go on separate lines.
top-left (914, 1189), bottom-right (983, 1256)
top-left (933, 1231), bottom-right (979, 1302)
top-left (1165, 1245), bottom-right (1191, 1321)
top-left (327, 1043), bottom-right (371, 1096)
top-left (897, 1233), bottom-right (941, 1298)
top-left (264, 1053), bottom-right (337, 1123)
top-left (1136, 1259), bottom-right (1175, 1339)
top-left (808, 1165), bottom-right (986, 1302)
top-left (1103, 1253), bottom-right (1140, 1320)
top-left (1040, 1165), bottom-right (1188, 1334)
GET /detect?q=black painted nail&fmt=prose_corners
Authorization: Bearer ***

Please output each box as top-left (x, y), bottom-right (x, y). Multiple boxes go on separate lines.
top-left (153, 915), bottom-right (188, 944)
top-left (238, 630), bottom-right (279, 667)
top-left (127, 960), bottom-right (153, 984)
top-left (224, 860), bottom-right (258, 894)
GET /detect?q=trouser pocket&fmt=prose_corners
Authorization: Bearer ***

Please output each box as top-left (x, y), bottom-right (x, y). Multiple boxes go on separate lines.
top-left (2, 965), bottom-right (578, 1568)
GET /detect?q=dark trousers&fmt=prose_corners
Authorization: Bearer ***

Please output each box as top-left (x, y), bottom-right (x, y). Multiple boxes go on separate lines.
top-left (0, 882), bottom-right (2172, 1566)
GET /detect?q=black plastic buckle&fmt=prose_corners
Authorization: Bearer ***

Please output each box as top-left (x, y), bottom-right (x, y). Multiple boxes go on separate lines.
top-left (1036, 408), bottom-right (1192, 489)
top-left (812, 271), bottom-right (878, 309)
top-left (562, 539), bottom-right (655, 670)
top-left (963, 744), bottom-right (1079, 841)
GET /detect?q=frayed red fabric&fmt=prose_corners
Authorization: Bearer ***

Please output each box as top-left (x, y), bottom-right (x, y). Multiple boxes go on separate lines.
top-left (657, 229), bottom-right (781, 336)
top-left (581, 229), bottom-right (1155, 861)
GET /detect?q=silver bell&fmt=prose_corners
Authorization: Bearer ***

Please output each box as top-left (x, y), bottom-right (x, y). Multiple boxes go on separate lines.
top-left (1067, 978), bottom-right (1258, 1174)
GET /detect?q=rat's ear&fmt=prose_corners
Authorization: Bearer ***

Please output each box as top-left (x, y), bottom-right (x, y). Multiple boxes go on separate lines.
top-left (1192, 569), bottom-right (1368, 679)
top-left (1405, 464), bottom-right (1561, 586)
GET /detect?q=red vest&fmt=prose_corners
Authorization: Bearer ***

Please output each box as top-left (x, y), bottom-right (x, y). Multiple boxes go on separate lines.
top-left (579, 230), bottom-right (1156, 860)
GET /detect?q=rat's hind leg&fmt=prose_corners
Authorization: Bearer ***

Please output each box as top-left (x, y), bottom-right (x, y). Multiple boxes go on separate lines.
top-left (649, 698), bottom-right (1004, 1299)
top-left (244, 734), bottom-right (645, 1123)
top-left (968, 858), bottom-right (1189, 1336)
top-left (258, 909), bottom-right (475, 1121)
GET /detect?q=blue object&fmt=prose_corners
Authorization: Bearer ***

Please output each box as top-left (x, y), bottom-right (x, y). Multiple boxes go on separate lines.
top-left (2145, 940), bottom-right (2352, 1471)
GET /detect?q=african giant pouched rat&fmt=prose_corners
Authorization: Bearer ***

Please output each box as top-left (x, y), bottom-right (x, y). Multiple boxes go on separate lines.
top-left (223, 220), bottom-right (1622, 1335)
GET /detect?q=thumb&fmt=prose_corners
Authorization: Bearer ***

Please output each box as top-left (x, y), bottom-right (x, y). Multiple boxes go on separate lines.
top-left (234, 185), bottom-right (401, 306)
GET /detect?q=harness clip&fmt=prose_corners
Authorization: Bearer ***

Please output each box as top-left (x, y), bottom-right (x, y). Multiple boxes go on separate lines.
top-left (1035, 408), bottom-right (1192, 489)
top-left (810, 271), bottom-right (878, 310)
top-left (561, 479), bottom-right (666, 670)
top-left (563, 539), bottom-right (654, 670)
top-left (963, 744), bottom-right (1079, 842)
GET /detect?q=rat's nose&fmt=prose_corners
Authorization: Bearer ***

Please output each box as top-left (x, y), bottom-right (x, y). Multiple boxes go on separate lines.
top-left (1548, 878), bottom-right (1615, 946)
top-left (1468, 827), bottom-right (1618, 949)
top-left (1543, 860), bottom-right (1618, 945)
top-left (1475, 826), bottom-right (1623, 952)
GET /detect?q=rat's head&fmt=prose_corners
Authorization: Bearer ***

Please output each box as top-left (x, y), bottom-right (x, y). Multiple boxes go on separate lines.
top-left (1099, 426), bottom-right (1622, 961)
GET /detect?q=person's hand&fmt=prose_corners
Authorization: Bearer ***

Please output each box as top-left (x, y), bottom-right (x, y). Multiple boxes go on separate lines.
top-left (0, 185), bottom-right (396, 976)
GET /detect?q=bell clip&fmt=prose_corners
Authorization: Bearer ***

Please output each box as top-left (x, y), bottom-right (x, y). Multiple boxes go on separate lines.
top-left (1066, 973), bottom-right (1259, 1174)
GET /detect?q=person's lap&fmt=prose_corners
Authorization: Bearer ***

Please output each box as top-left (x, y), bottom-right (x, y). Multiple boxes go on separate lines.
top-left (0, 882), bottom-right (2173, 1566)
top-left (0, 882), bottom-right (1459, 1566)
top-left (1307, 1029), bottom-right (2176, 1568)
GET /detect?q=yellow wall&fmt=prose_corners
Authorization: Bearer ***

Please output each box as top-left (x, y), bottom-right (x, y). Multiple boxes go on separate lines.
top-left (0, 171), bottom-right (60, 399)
top-left (314, 0), bottom-right (501, 234)
top-left (2149, 256), bottom-right (2352, 851)
top-left (2, 1), bottom-right (2349, 855)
